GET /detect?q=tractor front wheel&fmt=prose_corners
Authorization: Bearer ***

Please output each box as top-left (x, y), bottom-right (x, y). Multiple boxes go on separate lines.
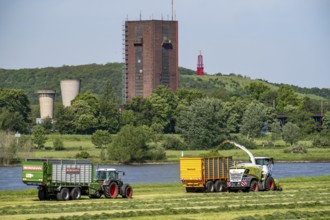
top-left (265, 176), bottom-right (275, 191)
top-left (249, 180), bottom-right (259, 192)
top-left (121, 184), bottom-right (133, 198)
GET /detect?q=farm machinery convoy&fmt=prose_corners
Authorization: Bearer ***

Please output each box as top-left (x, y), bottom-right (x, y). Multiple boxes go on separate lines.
top-left (180, 141), bottom-right (282, 192)
top-left (22, 159), bottom-right (133, 200)
top-left (22, 141), bottom-right (281, 201)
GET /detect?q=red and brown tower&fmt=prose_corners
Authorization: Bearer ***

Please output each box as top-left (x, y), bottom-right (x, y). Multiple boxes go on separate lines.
top-left (122, 20), bottom-right (179, 102)
top-left (197, 51), bottom-right (204, 76)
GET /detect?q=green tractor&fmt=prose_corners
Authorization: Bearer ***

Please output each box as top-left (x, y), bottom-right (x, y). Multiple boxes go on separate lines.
top-left (89, 168), bottom-right (133, 199)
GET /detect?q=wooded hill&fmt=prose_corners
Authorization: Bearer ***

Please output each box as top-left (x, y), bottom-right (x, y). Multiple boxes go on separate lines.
top-left (0, 63), bottom-right (329, 105)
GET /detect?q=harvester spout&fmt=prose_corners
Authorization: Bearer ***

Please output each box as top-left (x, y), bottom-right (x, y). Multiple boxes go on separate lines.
top-left (223, 140), bottom-right (256, 165)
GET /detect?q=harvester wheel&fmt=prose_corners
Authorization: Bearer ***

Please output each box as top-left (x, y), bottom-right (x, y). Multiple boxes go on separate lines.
top-left (104, 182), bottom-right (118, 199)
top-left (249, 180), bottom-right (259, 192)
top-left (70, 187), bottom-right (81, 200)
top-left (214, 181), bottom-right (225, 192)
top-left (265, 176), bottom-right (275, 191)
top-left (121, 184), bottom-right (133, 198)
top-left (57, 188), bottom-right (70, 201)
top-left (205, 181), bottom-right (214, 192)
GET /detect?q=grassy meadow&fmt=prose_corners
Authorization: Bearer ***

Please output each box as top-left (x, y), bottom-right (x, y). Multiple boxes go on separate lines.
top-left (0, 175), bottom-right (329, 220)
top-left (20, 134), bottom-right (330, 164)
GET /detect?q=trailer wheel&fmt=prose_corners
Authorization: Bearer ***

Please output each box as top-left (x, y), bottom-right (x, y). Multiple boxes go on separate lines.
top-left (57, 188), bottom-right (70, 201)
top-left (70, 187), bottom-right (81, 200)
top-left (214, 181), bottom-right (225, 192)
top-left (250, 180), bottom-right (259, 192)
top-left (104, 182), bottom-right (118, 199)
top-left (265, 176), bottom-right (275, 191)
top-left (121, 184), bottom-right (133, 198)
top-left (38, 189), bottom-right (48, 200)
top-left (205, 181), bottom-right (214, 192)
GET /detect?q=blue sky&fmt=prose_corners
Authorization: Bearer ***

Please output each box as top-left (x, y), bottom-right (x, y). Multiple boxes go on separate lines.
top-left (0, 0), bottom-right (329, 88)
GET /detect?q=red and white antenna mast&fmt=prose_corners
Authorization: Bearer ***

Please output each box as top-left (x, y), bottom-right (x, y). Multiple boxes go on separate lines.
top-left (197, 51), bottom-right (204, 76)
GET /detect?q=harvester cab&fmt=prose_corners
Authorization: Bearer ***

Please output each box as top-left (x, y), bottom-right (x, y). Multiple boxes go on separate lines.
top-left (255, 157), bottom-right (274, 176)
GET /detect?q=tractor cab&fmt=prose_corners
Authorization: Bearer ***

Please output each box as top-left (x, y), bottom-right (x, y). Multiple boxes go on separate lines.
top-left (255, 157), bottom-right (274, 176)
top-left (96, 168), bottom-right (123, 182)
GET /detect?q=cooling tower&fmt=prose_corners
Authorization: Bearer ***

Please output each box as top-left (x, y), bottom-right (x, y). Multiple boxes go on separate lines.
top-left (60, 79), bottom-right (81, 107)
top-left (37, 90), bottom-right (56, 119)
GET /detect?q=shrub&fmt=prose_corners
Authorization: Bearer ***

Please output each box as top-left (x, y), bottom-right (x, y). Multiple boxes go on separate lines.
top-left (284, 145), bottom-right (308, 154)
top-left (53, 138), bottom-right (64, 151)
top-left (312, 135), bottom-right (330, 147)
top-left (76, 151), bottom-right (90, 159)
top-left (162, 136), bottom-right (187, 150)
top-left (147, 144), bottom-right (166, 161)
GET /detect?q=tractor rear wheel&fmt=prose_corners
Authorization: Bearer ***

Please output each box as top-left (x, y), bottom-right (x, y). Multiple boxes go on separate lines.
top-left (205, 181), bottom-right (214, 192)
top-left (70, 187), bottom-right (81, 200)
top-left (249, 180), bottom-right (259, 192)
top-left (104, 182), bottom-right (118, 199)
top-left (265, 176), bottom-right (275, 191)
top-left (121, 184), bottom-right (133, 198)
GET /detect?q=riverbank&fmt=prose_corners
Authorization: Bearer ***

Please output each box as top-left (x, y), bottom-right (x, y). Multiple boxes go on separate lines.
top-left (1, 175), bottom-right (329, 220)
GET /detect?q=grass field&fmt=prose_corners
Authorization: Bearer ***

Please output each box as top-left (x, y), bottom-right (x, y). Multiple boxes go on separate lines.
top-left (0, 175), bottom-right (329, 220)
top-left (20, 134), bottom-right (330, 164)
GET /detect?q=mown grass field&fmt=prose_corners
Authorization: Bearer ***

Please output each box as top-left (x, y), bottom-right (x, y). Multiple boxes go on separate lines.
top-left (0, 175), bottom-right (329, 220)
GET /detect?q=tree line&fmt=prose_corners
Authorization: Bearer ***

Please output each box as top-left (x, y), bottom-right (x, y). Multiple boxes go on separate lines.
top-left (1, 65), bottom-right (330, 164)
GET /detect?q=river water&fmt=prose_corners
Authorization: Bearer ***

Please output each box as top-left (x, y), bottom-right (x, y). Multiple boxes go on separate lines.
top-left (1, 162), bottom-right (330, 191)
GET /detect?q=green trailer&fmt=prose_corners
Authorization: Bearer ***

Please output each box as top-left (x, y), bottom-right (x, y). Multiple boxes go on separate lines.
top-left (22, 158), bottom-right (133, 201)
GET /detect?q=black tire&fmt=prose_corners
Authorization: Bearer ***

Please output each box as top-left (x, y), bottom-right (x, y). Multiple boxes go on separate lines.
top-left (214, 180), bottom-right (225, 192)
top-left (70, 187), bottom-right (81, 200)
top-left (121, 184), bottom-right (133, 198)
top-left (205, 181), bottom-right (214, 193)
top-left (38, 189), bottom-right (46, 200)
top-left (57, 188), bottom-right (70, 201)
top-left (265, 176), bottom-right (275, 191)
top-left (249, 180), bottom-right (259, 192)
top-left (104, 182), bottom-right (118, 199)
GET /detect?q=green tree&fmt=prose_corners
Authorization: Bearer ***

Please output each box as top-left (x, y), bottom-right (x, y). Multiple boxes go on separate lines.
top-left (323, 112), bottom-right (330, 131)
top-left (245, 82), bottom-right (271, 102)
top-left (124, 96), bottom-right (153, 127)
top-left (71, 100), bottom-right (98, 134)
top-left (176, 97), bottom-right (228, 149)
top-left (149, 85), bottom-right (178, 133)
top-left (240, 101), bottom-right (268, 139)
top-left (276, 85), bottom-right (300, 113)
top-left (54, 105), bottom-right (75, 134)
top-left (53, 137), bottom-right (64, 151)
top-left (107, 125), bottom-right (151, 163)
top-left (269, 122), bottom-right (282, 144)
top-left (282, 122), bottom-right (300, 145)
top-left (98, 80), bottom-right (120, 133)
top-left (91, 130), bottom-right (112, 148)
top-left (31, 125), bottom-right (47, 149)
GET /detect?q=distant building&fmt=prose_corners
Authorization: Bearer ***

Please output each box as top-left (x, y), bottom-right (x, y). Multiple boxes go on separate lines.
top-left (122, 20), bottom-right (179, 102)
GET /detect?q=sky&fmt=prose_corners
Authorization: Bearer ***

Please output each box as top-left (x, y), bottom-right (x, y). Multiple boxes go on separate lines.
top-left (0, 0), bottom-right (329, 88)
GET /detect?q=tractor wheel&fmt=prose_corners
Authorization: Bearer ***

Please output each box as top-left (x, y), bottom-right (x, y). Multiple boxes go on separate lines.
top-left (214, 180), bottom-right (225, 192)
top-left (249, 180), bottom-right (259, 192)
top-left (121, 184), bottom-right (133, 198)
top-left (104, 182), bottom-right (118, 199)
top-left (57, 188), bottom-right (70, 201)
top-left (205, 181), bottom-right (214, 193)
top-left (265, 176), bottom-right (275, 191)
top-left (70, 187), bottom-right (81, 200)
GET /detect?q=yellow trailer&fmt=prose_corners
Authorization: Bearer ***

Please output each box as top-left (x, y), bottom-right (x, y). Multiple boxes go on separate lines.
top-left (180, 157), bottom-right (232, 192)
